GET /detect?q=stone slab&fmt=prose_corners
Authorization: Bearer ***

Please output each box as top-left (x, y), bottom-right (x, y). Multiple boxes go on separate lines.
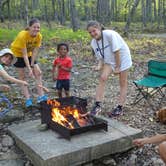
top-left (8, 117), bottom-right (142, 166)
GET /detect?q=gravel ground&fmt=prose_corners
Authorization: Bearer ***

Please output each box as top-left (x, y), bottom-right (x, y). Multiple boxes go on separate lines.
top-left (0, 48), bottom-right (165, 166)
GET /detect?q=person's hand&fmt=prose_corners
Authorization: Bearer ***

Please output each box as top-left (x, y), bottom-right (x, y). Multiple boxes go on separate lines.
top-left (38, 84), bottom-right (50, 93)
top-left (0, 85), bottom-right (11, 92)
top-left (92, 65), bottom-right (102, 71)
top-left (29, 69), bottom-right (35, 79)
top-left (21, 81), bottom-right (28, 86)
top-left (133, 138), bottom-right (148, 147)
top-left (57, 63), bottom-right (62, 68)
top-left (53, 77), bottom-right (57, 81)
top-left (114, 67), bottom-right (120, 74)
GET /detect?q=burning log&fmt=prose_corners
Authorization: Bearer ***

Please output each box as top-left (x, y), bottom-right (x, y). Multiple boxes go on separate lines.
top-left (65, 114), bottom-right (80, 128)
top-left (47, 99), bottom-right (96, 129)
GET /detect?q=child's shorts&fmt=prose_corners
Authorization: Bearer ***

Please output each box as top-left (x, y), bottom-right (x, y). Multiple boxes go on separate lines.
top-left (14, 57), bottom-right (37, 68)
top-left (56, 80), bottom-right (70, 91)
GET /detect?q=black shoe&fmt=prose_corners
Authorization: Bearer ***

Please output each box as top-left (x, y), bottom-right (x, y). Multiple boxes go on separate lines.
top-left (108, 105), bottom-right (123, 117)
top-left (90, 105), bottom-right (102, 115)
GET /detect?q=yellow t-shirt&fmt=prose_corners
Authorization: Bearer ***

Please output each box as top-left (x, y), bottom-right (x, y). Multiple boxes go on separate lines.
top-left (11, 30), bottom-right (42, 57)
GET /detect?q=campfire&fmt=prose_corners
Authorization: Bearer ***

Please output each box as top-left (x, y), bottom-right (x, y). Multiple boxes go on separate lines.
top-left (47, 99), bottom-right (95, 129)
top-left (40, 96), bottom-right (108, 139)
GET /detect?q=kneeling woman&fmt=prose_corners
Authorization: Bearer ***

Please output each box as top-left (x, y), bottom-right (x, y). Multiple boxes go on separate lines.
top-left (0, 48), bottom-right (28, 90)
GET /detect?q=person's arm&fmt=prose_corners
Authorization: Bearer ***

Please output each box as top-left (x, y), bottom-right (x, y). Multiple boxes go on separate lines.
top-left (59, 65), bottom-right (72, 72)
top-left (0, 84), bottom-right (10, 92)
top-left (0, 69), bottom-right (28, 86)
top-left (52, 65), bottom-right (57, 81)
top-left (133, 134), bottom-right (166, 147)
top-left (114, 50), bottom-right (120, 74)
top-left (31, 47), bottom-right (39, 67)
top-left (22, 48), bottom-right (34, 78)
top-left (58, 59), bottom-right (72, 72)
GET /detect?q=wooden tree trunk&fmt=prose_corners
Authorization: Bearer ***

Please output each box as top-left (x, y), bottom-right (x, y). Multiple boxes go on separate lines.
top-left (44, 0), bottom-right (51, 28)
top-left (24, 0), bottom-right (29, 26)
top-left (153, 0), bottom-right (157, 22)
top-left (142, 0), bottom-right (147, 28)
top-left (124, 0), bottom-right (140, 35)
top-left (6, 0), bottom-right (10, 20)
top-left (58, 0), bottom-right (65, 25)
top-left (146, 0), bottom-right (152, 22)
top-left (84, 0), bottom-right (91, 21)
top-left (0, 1), bottom-right (4, 22)
top-left (0, 0), bottom-right (9, 22)
top-left (163, 0), bottom-right (166, 28)
top-left (97, 0), bottom-right (111, 24)
top-left (157, 0), bottom-right (161, 28)
top-left (51, 0), bottom-right (59, 22)
top-left (70, 0), bottom-right (79, 31)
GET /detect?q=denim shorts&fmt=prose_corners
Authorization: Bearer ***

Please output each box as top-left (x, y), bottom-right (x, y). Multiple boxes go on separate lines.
top-left (14, 57), bottom-right (37, 68)
top-left (56, 79), bottom-right (70, 91)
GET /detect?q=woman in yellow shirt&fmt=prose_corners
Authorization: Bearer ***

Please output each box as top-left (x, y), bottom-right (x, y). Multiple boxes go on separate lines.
top-left (11, 18), bottom-right (47, 108)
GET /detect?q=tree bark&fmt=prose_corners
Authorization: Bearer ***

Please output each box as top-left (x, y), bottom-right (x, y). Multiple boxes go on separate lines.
top-left (70, 0), bottom-right (79, 31)
top-left (44, 0), bottom-right (51, 28)
top-left (124, 0), bottom-right (140, 36)
top-left (97, 0), bottom-right (111, 24)
top-left (142, 0), bottom-right (147, 28)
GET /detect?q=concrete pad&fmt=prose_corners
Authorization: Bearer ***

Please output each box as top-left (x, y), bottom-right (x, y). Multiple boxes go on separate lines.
top-left (8, 117), bottom-right (142, 166)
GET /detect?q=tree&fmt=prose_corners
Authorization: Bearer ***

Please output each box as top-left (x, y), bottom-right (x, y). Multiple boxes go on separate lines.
top-left (124, 0), bottom-right (140, 35)
top-left (97, 0), bottom-right (111, 24)
top-left (69, 0), bottom-right (79, 31)
top-left (0, 0), bottom-right (9, 22)
top-left (57, 0), bottom-right (65, 25)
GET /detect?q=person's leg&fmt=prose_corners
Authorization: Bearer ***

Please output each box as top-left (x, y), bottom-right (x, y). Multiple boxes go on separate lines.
top-left (63, 80), bottom-right (70, 97)
top-left (56, 80), bottom-right (63, 98)
top-left (65, 91), bottom-right (70, 97)
top-left (33, 64), bottom-right (48, 103)
top-left (108, 69), bottom-right (128, 117)
top-left (158, 141), bottom-right (166, 163)
top-left (17, 68), bottom-right (32, 107)
top-left (33, 64), bottom-right (44, 96)
top-left (58, 90), bottom-right (62, 98)
top-left (96, 64), bottom-right (112, 101)
top-left (119, 69), bottom-right (128, 106)
top-left (91, 64), bottom-right (112, 115)
top-left (17, 68), bottom-right (30, 99)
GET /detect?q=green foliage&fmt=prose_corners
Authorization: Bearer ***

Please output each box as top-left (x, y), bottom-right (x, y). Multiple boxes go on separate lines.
top-left (0, 24), bottom-right (90, 46)
top-left (0, 28), bottom-right (19, 42)
top-left (41, 27), bottom-right (90, 44)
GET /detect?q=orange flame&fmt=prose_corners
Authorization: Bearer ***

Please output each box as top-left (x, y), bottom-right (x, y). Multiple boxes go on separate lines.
top-left (47, 99), bottom-right (88, 129)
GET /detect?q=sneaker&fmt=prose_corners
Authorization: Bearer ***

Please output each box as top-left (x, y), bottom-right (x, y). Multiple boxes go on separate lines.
top-left (37, 95), bottom-right (48, 103)
top-left (108, 105), bottom-right (123, 117)
top-left (90, 105), bottom-right (102, 115)
top-left (25, 98), bottom-right (33, 107)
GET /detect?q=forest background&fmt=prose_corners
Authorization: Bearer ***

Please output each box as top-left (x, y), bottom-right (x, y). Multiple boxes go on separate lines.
top-left (0, 0), bottom-right (165, 45)
top-left (0, 1), bottom-right (166, 165)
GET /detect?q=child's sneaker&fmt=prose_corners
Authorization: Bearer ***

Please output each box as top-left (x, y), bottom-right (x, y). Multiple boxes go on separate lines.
top-left (37, 95), bottom-right (48, 103)
top-left (108, 105), bottom-right (123, 117)
top-left (90, 104), bottom-right (102, 115)
top-left (25, 98), bottom-right (33, 107)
